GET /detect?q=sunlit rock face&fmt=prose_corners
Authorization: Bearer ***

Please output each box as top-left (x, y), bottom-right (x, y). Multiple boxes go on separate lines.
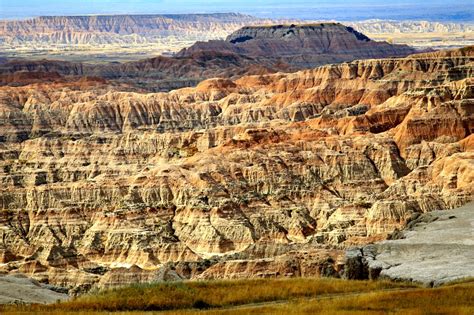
top-left (0, 47), bottom-right (472, 291)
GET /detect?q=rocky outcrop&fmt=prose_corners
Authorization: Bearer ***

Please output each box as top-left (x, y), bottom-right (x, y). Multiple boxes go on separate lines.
top-left (344, 202), bottom-right (474, 286)
top-left (196, 249), bottom-right (341, 280)
top-left (0, 274), bottom-right (68, 304)
top-left (0, 47), bottom-right (472, 292)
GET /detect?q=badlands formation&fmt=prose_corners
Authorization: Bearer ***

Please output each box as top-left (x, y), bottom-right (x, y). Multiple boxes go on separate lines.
top-left (0, 24), bottom-right (415, 92)
top-left (178, 24), bottom-right (415, 67)
top-left (0, 42), bottom-right (472, 293)
top-left (0, 13), bottom-right (271, 62)
top-left (347, 20), bottom-right (474, 50)
top-left (0, 14), bottom-right (471, 61)
top-left (0, 13), bottom-right (270, 47)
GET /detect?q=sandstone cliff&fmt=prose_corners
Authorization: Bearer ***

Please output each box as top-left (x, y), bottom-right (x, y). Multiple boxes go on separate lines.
top-left (0, 47), bottom-right (472, 291)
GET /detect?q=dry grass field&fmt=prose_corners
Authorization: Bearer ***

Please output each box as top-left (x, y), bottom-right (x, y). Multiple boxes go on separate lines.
top-left (198, 280), bottom-right (474, 315)
top-left (1, 278), bottom-right (473, 314)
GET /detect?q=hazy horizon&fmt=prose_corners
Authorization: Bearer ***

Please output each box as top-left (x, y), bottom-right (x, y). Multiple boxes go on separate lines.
top-left (0, 0), bottom-right (473, 22)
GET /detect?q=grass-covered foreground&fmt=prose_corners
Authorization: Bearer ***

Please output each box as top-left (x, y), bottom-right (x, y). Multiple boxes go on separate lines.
top-left (1, 278), bottom-right (473, 314)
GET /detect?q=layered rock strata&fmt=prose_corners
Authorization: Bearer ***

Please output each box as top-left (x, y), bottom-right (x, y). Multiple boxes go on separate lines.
top-left (0, 23), bottom-right (416, 92)
top-left (0, 13), bottom-right (268, 48)
top-left (3, 14), bottom-right (470, 61)
top-left (179, 24), bottom-right (415, 68)
top-left (0, 47), bottom-right (472, 291)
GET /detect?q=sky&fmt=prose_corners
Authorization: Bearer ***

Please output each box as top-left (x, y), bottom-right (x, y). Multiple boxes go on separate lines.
top-left (0, 0), bottom-right (473, 22)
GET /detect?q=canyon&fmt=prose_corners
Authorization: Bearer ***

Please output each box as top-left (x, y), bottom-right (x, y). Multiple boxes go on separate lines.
top-left (0, 43), bottom-right (472, 293)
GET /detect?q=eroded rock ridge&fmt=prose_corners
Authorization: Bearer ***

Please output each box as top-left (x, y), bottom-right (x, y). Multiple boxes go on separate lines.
top-left (0, 47), bottom-right (472, 292)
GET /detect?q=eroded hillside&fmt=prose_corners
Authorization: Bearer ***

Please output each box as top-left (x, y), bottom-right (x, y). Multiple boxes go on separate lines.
top-left (0, 47), bottom-right (472, 292)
